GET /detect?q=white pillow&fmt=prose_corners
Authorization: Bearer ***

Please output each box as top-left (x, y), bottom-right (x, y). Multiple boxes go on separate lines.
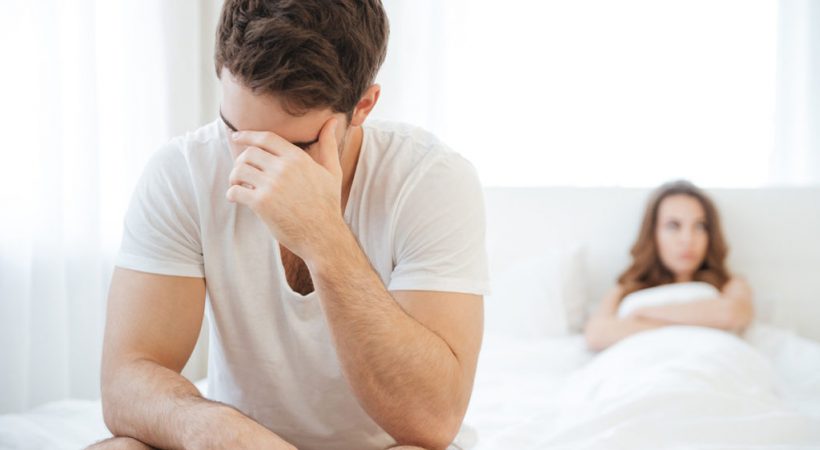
top-left (617, 281), bottom-right (721, 319)
top-left (484, 245), bottom-right (587, 338)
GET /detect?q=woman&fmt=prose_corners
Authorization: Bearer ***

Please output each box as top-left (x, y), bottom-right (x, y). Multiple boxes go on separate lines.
top-left (584, 180), bottom-right (754, 351)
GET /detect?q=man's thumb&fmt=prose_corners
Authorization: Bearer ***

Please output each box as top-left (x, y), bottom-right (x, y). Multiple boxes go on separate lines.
top-left (315, 117), bottom-right (342, 178)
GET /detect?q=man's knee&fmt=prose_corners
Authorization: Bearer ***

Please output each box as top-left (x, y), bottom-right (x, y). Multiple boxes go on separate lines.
top-left (85, 436), bottom-right (154, 450)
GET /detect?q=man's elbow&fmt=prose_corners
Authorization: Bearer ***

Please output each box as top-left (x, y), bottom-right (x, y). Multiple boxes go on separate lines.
top-left (393, 421), bottom-right (460, 450)
top-left (101, 398), bottom-right (121, 437)
top-left (100, 360), bottom-right (134, 437)
top-left (100, 377), bottom-right (125, 436)
top-left (391, 406), bottom-right (464, 450)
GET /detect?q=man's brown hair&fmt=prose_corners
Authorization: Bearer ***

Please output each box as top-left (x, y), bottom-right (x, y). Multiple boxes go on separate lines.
top-left (214, 0), bottom-right (389, 117)
top-left (616, 179), bottom-right (732, 302)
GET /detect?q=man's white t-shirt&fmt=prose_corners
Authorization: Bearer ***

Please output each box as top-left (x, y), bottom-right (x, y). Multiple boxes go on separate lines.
top-left (115, 118), bottom-right (490, 450)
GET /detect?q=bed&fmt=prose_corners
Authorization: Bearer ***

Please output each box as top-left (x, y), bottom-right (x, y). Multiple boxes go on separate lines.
top-left (2, 186), bottom-right (819, 449)
top-left (1, 323), bottom-right (819, 449)
top-left (468, 186), bottom-right (820, 449)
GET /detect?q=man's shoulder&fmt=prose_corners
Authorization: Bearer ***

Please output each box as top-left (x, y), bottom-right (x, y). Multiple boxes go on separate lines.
top-left (175, 119), bottom-right (225, 155)
top-left (364, 120), bottom-right (444, 149)
top-left (363, 120), bottom-right (473, 177)
top-left (127, 120), bottom-right (228, 206)
top-left (145, 119), bottom-right (226, 174)
top-left (364, 120), bottom-right (452, 154)
top-left (359, 120), bottom-right (482, 216)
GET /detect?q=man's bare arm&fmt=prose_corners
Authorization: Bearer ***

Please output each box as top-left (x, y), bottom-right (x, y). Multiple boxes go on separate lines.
top-left (305, 226), bottom-right (482, 450)
top-left (100, 268), bottom-right (294, 450)
top-left (226, 122), bottom-right (481, 449)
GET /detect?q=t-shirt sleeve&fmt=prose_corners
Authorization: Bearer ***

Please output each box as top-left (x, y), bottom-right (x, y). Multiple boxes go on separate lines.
top-left (115, 142), bottom-right (205, 278)
top-left (387, 153), bottom-right (490, 295)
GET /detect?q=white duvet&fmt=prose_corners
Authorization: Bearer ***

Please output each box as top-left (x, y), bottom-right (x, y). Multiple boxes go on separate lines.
top-left (469, 324), bottom-right (820, 450)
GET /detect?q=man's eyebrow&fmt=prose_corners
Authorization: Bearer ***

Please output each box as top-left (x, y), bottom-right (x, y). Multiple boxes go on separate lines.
top-left (219, 108), bottom-right (319, 149)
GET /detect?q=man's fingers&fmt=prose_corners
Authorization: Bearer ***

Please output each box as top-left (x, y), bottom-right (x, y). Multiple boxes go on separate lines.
top-left (229, 163), bottom-right (266, 189)
top-left (232, 130), bottom-right (297, 157)
top-left (230, 118), bottom-right (342, 179)
top-left (226, 183), bottom-right (256, 205)
top-left (236, 146), bottom-right (274, 172)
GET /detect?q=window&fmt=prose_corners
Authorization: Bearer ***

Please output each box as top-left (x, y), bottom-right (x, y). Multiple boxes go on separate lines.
top-left (374, 0), bottom-right (778, 187)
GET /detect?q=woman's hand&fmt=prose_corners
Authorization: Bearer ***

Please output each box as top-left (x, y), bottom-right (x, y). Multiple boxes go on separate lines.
top-left (628, 306), bottom-right (660, 321)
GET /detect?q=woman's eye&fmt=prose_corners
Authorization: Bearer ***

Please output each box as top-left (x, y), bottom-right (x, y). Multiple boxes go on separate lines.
top-left (696, 222), bottom-right (708, 231)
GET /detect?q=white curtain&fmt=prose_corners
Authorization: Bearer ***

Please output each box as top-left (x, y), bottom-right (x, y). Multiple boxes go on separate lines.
top-left (0, 0), bottom-right (221, 414)
top-left (772, 0), bottom-right (820, 184)
top-left (1, 0), bottom-right (818, 416)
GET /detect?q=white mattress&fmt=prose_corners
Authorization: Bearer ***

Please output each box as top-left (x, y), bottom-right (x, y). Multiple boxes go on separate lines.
top-left (2, 323), bottom-right (819, 450)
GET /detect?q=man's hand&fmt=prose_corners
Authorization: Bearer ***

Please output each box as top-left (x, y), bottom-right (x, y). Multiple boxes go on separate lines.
top-left (87, 425), bottom-right (297, 450)
top-left (220, 406), bottom-right (299, 450)
top-left (226, 117), bottom-right (346, 261)
top-left (86, 436), bottom-right (154, 450)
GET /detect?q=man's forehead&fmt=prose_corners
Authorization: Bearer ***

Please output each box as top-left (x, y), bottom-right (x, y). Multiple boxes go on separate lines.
top-left (220, 69), bottom-right (331, 140)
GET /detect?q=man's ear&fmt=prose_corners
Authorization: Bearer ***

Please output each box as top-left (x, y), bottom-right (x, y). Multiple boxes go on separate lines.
top-left (349, 84), bottom-right (381, 127)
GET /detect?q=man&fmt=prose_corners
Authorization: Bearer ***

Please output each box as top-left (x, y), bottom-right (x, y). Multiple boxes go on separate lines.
top-left (92, 1), bottom-right (488, 449)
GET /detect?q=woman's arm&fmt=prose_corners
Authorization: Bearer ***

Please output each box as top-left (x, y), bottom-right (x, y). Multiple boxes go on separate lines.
top-left (584, 285), bottom-right (671, 351)
top-left (630, 277), bottom-right (754, 333)
top-left (584, 315), bottom-right (672, 352)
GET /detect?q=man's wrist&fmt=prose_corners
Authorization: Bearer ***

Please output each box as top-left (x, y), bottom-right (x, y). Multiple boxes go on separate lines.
top-left (182, 400), bottom-right (250, 449)
top-left (187, 402), bottom-right (296, 450)
top-left (305, 215), bottom-right (355, 274)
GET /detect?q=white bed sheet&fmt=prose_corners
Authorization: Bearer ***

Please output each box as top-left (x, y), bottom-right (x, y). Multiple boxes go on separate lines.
top-left (2, 323), bottom-right (819, 450)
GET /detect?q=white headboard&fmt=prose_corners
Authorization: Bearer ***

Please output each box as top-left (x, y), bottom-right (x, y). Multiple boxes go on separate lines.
top-left (483, 186), bottom-right (820, 342)
top-left (181, 186), bottom-right (820, 380)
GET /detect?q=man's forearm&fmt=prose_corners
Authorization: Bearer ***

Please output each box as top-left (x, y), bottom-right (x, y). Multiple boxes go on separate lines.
top-left (101, 357), bottom-right (274, 450)
top-left (307, 226), bottom-right (465, 448)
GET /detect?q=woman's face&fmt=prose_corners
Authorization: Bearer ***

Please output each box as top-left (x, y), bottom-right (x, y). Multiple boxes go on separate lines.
top-left (655, 194), bottom-right (709, 281)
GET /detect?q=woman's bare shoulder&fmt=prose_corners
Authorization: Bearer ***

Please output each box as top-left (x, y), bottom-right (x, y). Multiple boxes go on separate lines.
top-left (722, 275), bottom-right (752, 297)
top-left (724, 275), bottom-right (750, 288)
